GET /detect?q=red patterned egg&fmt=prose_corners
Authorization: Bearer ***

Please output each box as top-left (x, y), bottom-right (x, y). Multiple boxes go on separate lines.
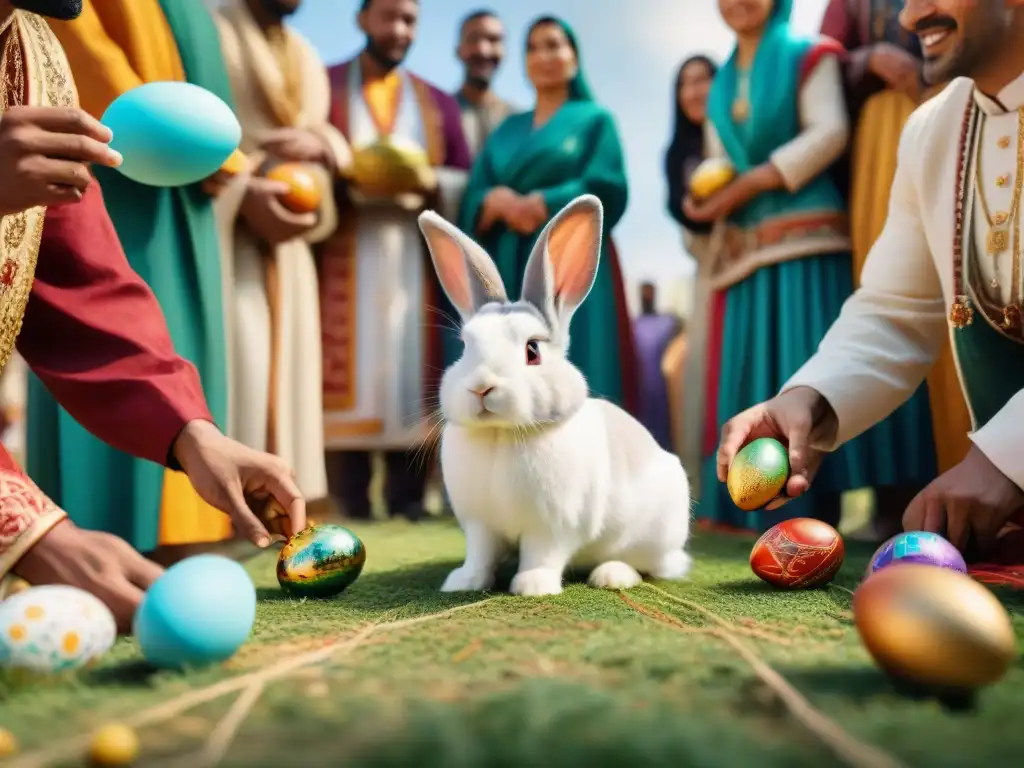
top-left (750, 518), bottom-right (844, 589)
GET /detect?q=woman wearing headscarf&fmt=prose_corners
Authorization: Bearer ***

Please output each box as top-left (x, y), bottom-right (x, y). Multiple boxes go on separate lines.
top-left (685, 0), bottom-right (935, 531)
top-left (663, 54), bottom-right (717, 491)
top-left (456, 15), bottom-right (636, 412)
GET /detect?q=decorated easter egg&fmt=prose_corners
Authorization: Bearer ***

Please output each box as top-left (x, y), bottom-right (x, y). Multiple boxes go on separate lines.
top-left (854, 564), bottom-right (1016, 688)
top-left (277, 524), bottom-right (366, 598)
top-left (689, 157), bottom-right (736, 200)
top-left (0, 585), bottom-right (115, 673)
top-left (727, 437), bottom-right (790, 511)
top-left (133, 554), bottom-right (256, 669)
top-left (867, 530), bottom-right (967, 575)
top-left (266, 162), bottom-right (322, 213)
top-left (750, 518), bottom-right (844, 589)
top-left (101, 82), bottom-right (241, 187)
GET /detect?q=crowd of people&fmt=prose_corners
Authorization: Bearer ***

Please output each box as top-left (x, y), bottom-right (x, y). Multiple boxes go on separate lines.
top-left (2, 0), bottom-right (1024, 618)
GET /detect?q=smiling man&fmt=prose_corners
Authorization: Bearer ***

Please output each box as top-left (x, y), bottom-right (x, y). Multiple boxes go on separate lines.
top-left (453, 9), bottom-right (517, 158)
top-left (715, 0), bottom-right (1024, 563)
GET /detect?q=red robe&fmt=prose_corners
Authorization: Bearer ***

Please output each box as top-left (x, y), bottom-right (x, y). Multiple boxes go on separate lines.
top-left (0, 182), bottom-right (211, 576)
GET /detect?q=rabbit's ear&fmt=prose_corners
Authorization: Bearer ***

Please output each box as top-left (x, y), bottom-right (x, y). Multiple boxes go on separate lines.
top-left (418, 210), bottom-right (507, 319)
top-left (520, 194), bottom-right (603, 332)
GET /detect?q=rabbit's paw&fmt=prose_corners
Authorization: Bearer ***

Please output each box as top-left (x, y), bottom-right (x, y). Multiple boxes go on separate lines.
top-left (510, 568), bottom-right (563, 597)
top-left (440, 566), bottom-right (494, 592)
top-left (588, 561), bottom-right (643, 590)
top-left (650, 550), bottom-right (692, 581)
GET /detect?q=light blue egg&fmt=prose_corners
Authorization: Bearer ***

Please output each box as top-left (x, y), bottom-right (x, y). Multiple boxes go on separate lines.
top-left (133, 554), bottom-right (256, 669)
top-left (101, 81), bottom-right (241, 188)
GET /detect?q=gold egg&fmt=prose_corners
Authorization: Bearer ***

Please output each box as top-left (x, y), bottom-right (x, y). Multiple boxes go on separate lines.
top-left (89, 723), bottom-right (139, 766)
top-left (853, 564), bottom-right (1017, 689)
top-left (689, 157), bottom-right (736, 200)
top-left (351, 137), bottom-right (430, 196)
top-left (726, 437), bottom-right (789, 511)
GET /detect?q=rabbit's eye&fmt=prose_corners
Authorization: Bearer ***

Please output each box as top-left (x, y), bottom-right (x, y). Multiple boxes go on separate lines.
top-left (525, 339), bottom-right (542, 365)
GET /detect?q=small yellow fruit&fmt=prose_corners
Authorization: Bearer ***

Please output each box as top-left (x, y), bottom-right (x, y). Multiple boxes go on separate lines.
top-left (89, 723), bottom-right (139, 766)
top-left (0, 728), bottom-right (19, 757)
top-left (689, 157), bottom-right (736, 200)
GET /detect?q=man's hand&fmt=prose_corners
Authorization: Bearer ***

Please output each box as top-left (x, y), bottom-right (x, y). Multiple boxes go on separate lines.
top-left (0, 106), bottom-right (122, 216)
top-left (240, 176), bottom-right (317, 245)
top-left (172, 420), bottom-right (306, 548)
top-left (869, 43), bottom-right (921, 100)
top-left (260, 127), bottom-right (331, 170)
top-left (13, 520), bottom-right (163, 633)
top-left (904, 446), bottom-right (1024, 556)
top-left (717, 386), bottom-right (836, 510)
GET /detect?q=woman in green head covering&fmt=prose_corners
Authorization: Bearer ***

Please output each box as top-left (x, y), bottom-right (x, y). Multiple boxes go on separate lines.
top-left (454, 15), bottom-right (637, 412)
top-left (685, 0), bottom-right (935, 533)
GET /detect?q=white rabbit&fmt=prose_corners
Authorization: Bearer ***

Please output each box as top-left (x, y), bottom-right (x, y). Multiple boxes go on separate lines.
top-left (417, 194), bottom-right (691, 597)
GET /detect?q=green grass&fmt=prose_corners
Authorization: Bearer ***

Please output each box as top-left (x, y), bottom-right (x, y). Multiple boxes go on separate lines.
top-left (2, 519), bottom-right (1024, 767)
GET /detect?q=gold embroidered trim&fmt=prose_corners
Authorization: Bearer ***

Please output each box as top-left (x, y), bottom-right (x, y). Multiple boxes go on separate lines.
top-left (0, 12), bottom-right (78, 378)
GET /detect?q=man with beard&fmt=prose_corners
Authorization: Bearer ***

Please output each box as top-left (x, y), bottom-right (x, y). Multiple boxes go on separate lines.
top-left (208, 0), bottom-right (352, 522)
top-left (32, 0), bottom-right (238, 564)
top-left (454, 9), bottom-right (517, 158)
top-left (0, 0), bottom-right (306, 630)
top-left (319, 0), bottom-right (470, 521)
top-left (716, 0), bottom-right (1024, 569)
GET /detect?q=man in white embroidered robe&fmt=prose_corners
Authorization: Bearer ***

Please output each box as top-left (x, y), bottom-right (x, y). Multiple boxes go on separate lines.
top-left (320, 0), bottom-right (470, 521)
top-left (716, 0), bottom-right (1024, 566)
top-left (453, 9), bottom-right (517, 158)
top-left (209, 0), bottom-right (351, 516)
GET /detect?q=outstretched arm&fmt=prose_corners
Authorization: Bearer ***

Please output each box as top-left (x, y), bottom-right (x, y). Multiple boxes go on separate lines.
top-left (18, 182), bottom-right (213, 467)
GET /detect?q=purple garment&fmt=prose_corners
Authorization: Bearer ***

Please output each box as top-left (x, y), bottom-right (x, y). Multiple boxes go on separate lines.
top-left (326, 59), bottom-right (471, 172)
top-left (632, 313), bottom-right (680, 451)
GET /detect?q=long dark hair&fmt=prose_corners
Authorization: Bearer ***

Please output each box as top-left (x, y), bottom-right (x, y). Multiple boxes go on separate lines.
top-left (664, 55), bottom-right (717, 232)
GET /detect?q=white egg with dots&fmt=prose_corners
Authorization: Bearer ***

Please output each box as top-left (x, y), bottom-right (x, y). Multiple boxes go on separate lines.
top-left (0, 586), bottom-right (116, 672)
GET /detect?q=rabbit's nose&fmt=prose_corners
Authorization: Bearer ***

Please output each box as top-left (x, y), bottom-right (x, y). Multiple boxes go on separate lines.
top-left (471, 386), bottom-right (495, 400)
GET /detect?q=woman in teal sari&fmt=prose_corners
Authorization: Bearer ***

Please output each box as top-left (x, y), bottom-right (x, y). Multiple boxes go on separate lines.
top-left (684, 0), bottom-right (935, 532)
top-left (455, 16), bottom-right (635, 409)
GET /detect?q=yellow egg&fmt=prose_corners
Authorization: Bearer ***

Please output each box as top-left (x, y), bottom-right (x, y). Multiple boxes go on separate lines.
top-left (689, 157), bottom-right (736, 200)
top-left (853, 564), bottom-right (1017, 689)
top-left (89, 723), bottom-right (139, 766)
top-left (726, 438), bottom-right (790, 511)
top-left (0, 727), bottom-right (18, 757)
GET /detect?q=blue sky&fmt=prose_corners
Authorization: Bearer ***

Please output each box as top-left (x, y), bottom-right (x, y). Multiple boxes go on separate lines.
top-left (291, 0), bottom-right (830, 282)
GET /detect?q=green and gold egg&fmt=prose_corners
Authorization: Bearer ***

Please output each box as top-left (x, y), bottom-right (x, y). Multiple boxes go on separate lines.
top-left (727, 437), bottom-right (790, 511)
top-left (277, 525), bottom-right (366, 598)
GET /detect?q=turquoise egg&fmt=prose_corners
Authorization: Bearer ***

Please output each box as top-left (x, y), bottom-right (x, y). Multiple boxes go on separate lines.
top-left (101, 82), bottom-right (241, 187)
top-left (133, 554), bottom-right (256, 669)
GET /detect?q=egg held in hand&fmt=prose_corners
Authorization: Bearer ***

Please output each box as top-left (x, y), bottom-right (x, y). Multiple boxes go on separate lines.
top-left (101, 81), bottom-right (241, 188)
top-left (0, 585), bottom-right (116, 673)
top-left (727, 437), bottom-right (790, 511)
top-left (688, 157), bottom-right (736, 200)
top-left (133, 554), bottom-right (256, 670)
top-left (750, 518), bottom-right (844, 589)
top-left (265, 162), bottom-right (322, 214)
top-left (277, 524), bottom-right (366, 598)
top-left (853, 564), bottom-right (1016, 689)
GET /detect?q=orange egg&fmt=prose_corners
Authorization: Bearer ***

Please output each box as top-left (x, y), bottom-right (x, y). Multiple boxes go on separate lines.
top-left (266, 162), bottom-right (322, 213)
top-left (220, 148), bottom-right (249, 176)
top-left (750, 518), bottom-right (844, 589)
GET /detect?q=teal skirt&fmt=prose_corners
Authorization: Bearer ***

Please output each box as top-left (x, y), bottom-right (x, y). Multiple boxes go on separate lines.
top-left (697, 252), bottom-right (936, 531)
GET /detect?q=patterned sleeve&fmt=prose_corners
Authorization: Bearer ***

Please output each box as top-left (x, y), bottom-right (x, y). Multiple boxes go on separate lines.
top-left (0, 443), bottom-right (66, 581)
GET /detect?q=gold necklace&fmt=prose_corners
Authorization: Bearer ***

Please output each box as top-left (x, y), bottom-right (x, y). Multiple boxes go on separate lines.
top-left (731, 69), bottom-right (750, 123)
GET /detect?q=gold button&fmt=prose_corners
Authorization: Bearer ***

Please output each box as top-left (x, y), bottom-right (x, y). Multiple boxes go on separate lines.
top-left (995, 211), bottom-right (1009, 224)
top-left (997, 174), bottom-right (1011, 187)
top-left (998, 136), bottom-right (1012, 149)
